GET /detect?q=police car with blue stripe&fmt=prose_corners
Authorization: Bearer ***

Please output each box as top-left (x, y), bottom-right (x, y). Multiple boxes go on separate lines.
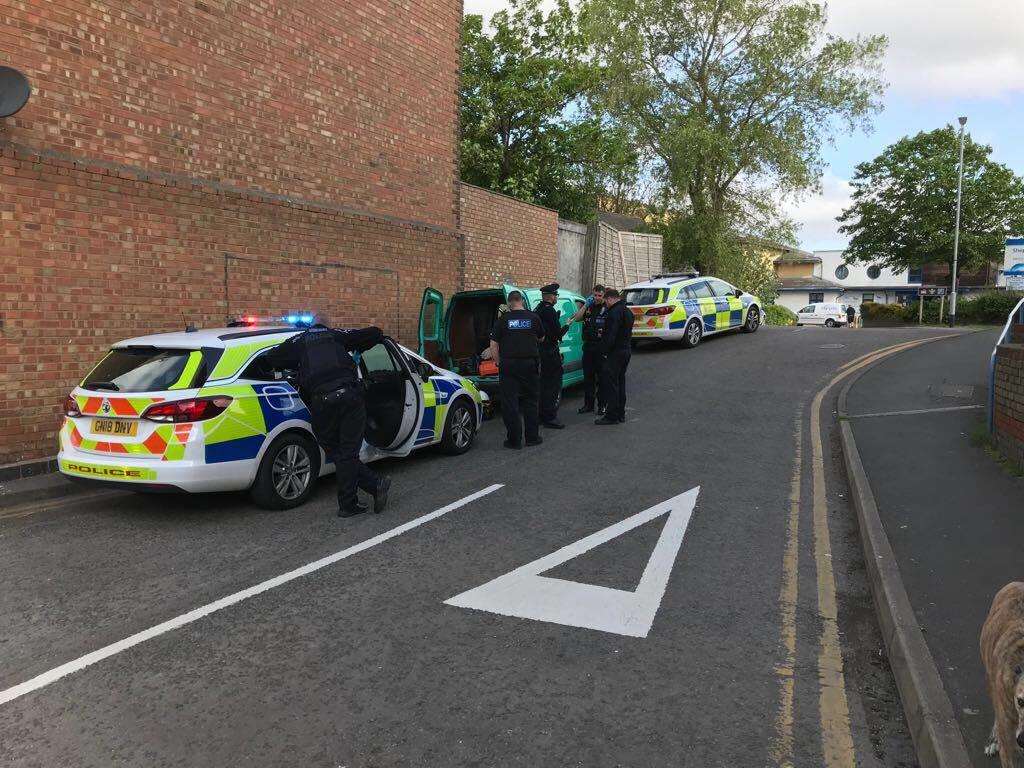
top-left (624, 273), bottom-right (763, 348)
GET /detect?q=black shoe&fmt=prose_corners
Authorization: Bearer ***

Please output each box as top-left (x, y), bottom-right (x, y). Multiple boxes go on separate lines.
top-left (503, 439), bottom-right (523, 450)
top-left (338, 501), bottom-right (368, 518)
top-left (373, 476), bottom-right (391, 514)
top-left (541, 420), bottom-right (566, 429)
top-left (594, 417), bottom-right (620, 425)
top-left (578, 405), bottom-right (594, 414)
top-left (525, 436), bottom-right (543, 446)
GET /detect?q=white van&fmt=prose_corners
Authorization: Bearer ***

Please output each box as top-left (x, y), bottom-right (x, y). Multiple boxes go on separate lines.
top-left (795, 302), bottom-right (848, 327)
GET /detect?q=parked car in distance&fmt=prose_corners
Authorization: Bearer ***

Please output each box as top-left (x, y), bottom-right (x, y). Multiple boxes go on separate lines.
top-left (796, 302), bottom-right (849, 327)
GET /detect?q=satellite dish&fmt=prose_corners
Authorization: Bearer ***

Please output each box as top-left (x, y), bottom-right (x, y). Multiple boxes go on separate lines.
top-left (0, 67), bottom-right (31, 118)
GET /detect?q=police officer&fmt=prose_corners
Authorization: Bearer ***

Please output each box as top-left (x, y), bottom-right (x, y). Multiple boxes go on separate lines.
top-left (595, 288), bottom-right (634, 425)
top-left (489, 290), bottom-right (544, 449)
top-left (536, 283), bottom-right (567, 429)
top-left (570, 284), bottom-right (606, 414)
top-left (264, 323), bottom-right (391, 517)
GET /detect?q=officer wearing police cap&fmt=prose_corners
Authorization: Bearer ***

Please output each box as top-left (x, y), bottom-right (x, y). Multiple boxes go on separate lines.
top-left (536, 283), bottom-right (567, 429)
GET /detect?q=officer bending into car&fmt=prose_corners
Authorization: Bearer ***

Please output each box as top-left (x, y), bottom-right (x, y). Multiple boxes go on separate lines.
top-left (535, 283), bottom-right (568, 429)
top-left (264, 323), bottom-right (391, 518)
top-left (489, 290), bottom-right (544, 450)
top-left (570, 284), bottom-right (606, 415)
top-left (595, 289), bottom-right (634, 425)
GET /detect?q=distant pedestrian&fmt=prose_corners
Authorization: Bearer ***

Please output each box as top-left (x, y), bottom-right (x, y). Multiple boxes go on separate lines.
top-left (570, 285), bottom-right (607, 415)
top-left (595, 289), bottom-right (634, 425)
top-left (536, 283), bottom-right (568, 429)
top-left (489, 290), bottom-right (544, 449)
top-left (846, 304), bottom-right (856, 328)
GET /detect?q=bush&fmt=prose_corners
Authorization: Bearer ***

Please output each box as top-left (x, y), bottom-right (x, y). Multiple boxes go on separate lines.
top-left (957, 291), bottom-right (1024, 324)
top-left (860, 301), bottom-right (908, 326)
top-left (764, 304), bottom-right (797, 326)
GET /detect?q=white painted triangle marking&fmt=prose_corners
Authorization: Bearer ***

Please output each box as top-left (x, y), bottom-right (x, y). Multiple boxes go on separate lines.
top-left (445, 486), bottom-right (700, 638)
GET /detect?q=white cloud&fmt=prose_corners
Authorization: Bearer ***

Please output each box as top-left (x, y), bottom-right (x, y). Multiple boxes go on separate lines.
top-left (785, 172), bottom-right (854, 250)
top-left (826, 0), bottom-right (1024, 98)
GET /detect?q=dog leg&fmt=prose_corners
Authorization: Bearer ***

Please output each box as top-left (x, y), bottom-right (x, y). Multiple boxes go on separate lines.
top-left (997, 720), bottom-right (1016, 768)
top-left (986, 722), bottom-right (1000, 757)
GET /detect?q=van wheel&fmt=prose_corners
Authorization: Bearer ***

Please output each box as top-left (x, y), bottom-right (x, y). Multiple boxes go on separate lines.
top-left (250, 432), bottom-right (320, 510)
top-left (441, 399), bottom-right (476, 455)
top-left (825, 318), bottom-right (837, 328)
top-left (681, 319), bottom-right (703, 348)
top-left (742, 306), bottom-right (761, 333)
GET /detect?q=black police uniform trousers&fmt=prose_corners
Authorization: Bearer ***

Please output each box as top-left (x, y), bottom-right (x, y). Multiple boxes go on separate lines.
top-left (600, 349), bottom-right (631, 421)
top-left (581, 343), bottom-right (604, 410)
top-left (498, 357), bottom-right (540, 445)
top-left (538, 345), bottom-right (563, 423)
top-left (309, 387), bottom-right (380, 510)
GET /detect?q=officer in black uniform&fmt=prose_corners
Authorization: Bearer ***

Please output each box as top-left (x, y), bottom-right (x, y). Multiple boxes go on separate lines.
top-left (535, 283), bottom-right (567, 429)
top-left (570, 284), bottom-right (606, 414)
top-left (595, 288), bottom-right (634, 425)
top-left (489, 290), bottom-right (544, 449)
top-left (264, 323), bottom-right (391, 517)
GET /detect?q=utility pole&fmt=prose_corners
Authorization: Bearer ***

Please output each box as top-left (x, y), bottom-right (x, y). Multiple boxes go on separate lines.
top-left (950, 116), bottom-right (967, 326)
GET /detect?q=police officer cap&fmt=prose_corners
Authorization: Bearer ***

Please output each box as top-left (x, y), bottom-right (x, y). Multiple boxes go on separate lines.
top-left (540, 283), bottom-right (560, 295)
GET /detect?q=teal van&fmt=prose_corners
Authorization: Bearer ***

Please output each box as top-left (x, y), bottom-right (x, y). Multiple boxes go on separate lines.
top-left (418, 283), bottom-right (586, 397)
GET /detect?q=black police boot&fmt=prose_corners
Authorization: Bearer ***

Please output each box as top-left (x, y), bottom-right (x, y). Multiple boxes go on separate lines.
top-left (338, 501), bottom-right (369, 518)
top-left (373, 476), bottom-right (391, 514)
top-left (503, 439), bottom-right (523, 450)
top-left (542, 420), bottom-right (566, 429)
top-left (578, 405), bottom-right (594, 414)
top-left (525, 436), bottom-right (543, 446)
top-left (594, 416), bottom-right (620, 426)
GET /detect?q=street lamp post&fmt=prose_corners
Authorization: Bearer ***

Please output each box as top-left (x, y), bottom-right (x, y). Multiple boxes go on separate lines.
top-left (950, 115), bottom-right (967, 326)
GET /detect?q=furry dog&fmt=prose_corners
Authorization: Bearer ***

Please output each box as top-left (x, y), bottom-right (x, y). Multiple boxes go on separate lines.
top-left (981, 582), bottom-right (1024, 766)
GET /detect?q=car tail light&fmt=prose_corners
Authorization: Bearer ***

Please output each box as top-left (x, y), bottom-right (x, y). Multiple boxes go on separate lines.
top-left (143, 396), bottom-right (233, 423)
top-left (645, 306), bottom-right (674, 316)
top-left (64, 395), bottom-right (82, 417)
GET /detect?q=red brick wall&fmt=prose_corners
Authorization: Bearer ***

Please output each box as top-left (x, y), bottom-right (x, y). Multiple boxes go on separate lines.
top-left (0, 0), bottom-right (461, 230)
top-left (0, 0), bottom-right (464, 465)
top-left (0, 147), bottom-right (461, 464)
top-left (993, 343), bottom-right (1024, 469)
top-left (458, 183), bottom-right (558, 291)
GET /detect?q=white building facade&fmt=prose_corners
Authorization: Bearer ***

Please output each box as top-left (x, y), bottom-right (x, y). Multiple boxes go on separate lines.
top-left (774, 249), bottom-right (921, 313)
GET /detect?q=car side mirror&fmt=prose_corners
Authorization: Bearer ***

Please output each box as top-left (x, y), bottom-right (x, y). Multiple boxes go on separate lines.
top-left (417, 361), bottom-right (434, 381)
top-left (734, 289), bottom-right (743, 298)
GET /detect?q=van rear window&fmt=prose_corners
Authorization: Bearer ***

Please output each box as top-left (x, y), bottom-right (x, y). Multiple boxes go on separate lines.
top-left (83, 348), bottom-right (202, 392)
top-left (624, 288), bottom-right (664, 306)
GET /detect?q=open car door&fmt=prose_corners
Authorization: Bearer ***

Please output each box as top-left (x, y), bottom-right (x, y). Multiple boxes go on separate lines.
top-left (419, 288), bottom-right (445, 366)
top-left (359, 339), bottom-right (422, 458)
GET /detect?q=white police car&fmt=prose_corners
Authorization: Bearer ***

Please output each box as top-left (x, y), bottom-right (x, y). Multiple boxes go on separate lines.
top-left (58, 318), bottom-right (487, 509)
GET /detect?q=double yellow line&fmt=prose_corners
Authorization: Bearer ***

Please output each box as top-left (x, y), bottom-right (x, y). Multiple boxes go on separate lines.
top-left (773, 334), bottom-right (958, 767)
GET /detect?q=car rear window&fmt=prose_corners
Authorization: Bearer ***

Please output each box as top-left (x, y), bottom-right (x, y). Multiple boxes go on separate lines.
top-left (624, 288), bottom-right (664, 306)
top-left (83, 347), bottom-right (202, 392)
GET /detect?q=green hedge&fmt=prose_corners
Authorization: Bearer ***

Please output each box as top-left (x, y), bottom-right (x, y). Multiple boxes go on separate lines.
top-left (954, 291), bottom-right (1024, 324)
top-left (861, 301), bottom-right (906, 326)
top-left (764, 304), bottom-right (797, 326)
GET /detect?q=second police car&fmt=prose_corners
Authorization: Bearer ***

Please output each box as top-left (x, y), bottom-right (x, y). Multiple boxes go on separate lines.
top-left (58, 317), bottom-right (487, 509)
top-left (623, 272), bottom-right (763, 347)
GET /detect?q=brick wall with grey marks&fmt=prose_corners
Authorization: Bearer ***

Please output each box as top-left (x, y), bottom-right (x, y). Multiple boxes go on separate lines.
top-left (993, 344), bottom-right (1024, 470)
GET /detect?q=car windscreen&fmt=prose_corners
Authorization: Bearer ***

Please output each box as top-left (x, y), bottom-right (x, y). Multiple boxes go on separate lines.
top-left (624, 288), bottom-right (664, 306)
top-left (82, 347), bottom-right (202, 392)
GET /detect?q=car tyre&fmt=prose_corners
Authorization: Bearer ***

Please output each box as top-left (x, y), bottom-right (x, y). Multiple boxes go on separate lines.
top-left (441, 398), bottom-right (476, 455)
top-left (681, 319), bottom-right (703, 348)
top-left (825, 318), bottom-right (837, 328)
top-left (742, 306), bottom-right (761, 333)
top-left (250, 432), bottom-right (320, 510)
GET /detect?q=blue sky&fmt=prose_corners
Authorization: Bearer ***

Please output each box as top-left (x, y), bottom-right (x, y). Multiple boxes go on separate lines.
top-left (464, 0), bottom-right (1024, 251)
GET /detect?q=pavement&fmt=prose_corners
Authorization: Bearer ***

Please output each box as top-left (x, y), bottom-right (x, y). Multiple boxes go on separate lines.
top-left (0, 325), bottom-right (960, 767)
top-left (845, 329), bottom-right (1024, 766)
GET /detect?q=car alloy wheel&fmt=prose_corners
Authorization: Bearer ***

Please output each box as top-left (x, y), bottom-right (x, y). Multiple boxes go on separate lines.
top-left (684, 320), bottom-right (702, 347)
top-left (745, 307), bottom-right (760, 332)
top-left (272, 443), bottom-right (312, 501)
top-left (825, 318), bottom-right (837, 328)
top-left (450, 404), bottom-right (473, 450)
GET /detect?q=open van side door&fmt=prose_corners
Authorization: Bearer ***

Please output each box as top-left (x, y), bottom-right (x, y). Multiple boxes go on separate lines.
top-left (419, 288), bottom-right (445, 365)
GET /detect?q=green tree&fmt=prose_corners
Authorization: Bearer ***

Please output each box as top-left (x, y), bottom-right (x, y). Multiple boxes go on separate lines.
top-left (838, 127), bottom-right (1024, 274)
top-left (581, 0), bottom-right (886, 283)
top-left (460, 1), bottom-right (639, 220)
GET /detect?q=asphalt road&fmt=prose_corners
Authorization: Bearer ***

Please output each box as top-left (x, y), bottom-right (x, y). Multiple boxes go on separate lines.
top-left (847, 329), bottom-right (1024, 765)
top-left (0, 325), bottom-right (957, 767)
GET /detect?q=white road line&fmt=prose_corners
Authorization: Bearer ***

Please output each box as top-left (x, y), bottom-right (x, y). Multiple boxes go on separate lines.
top-left (0, 484), bottom-right (504, 707)
top-left (846, 404), bottom-right (984, 419)
top-left (446, 486), bottom-right (699, 638)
